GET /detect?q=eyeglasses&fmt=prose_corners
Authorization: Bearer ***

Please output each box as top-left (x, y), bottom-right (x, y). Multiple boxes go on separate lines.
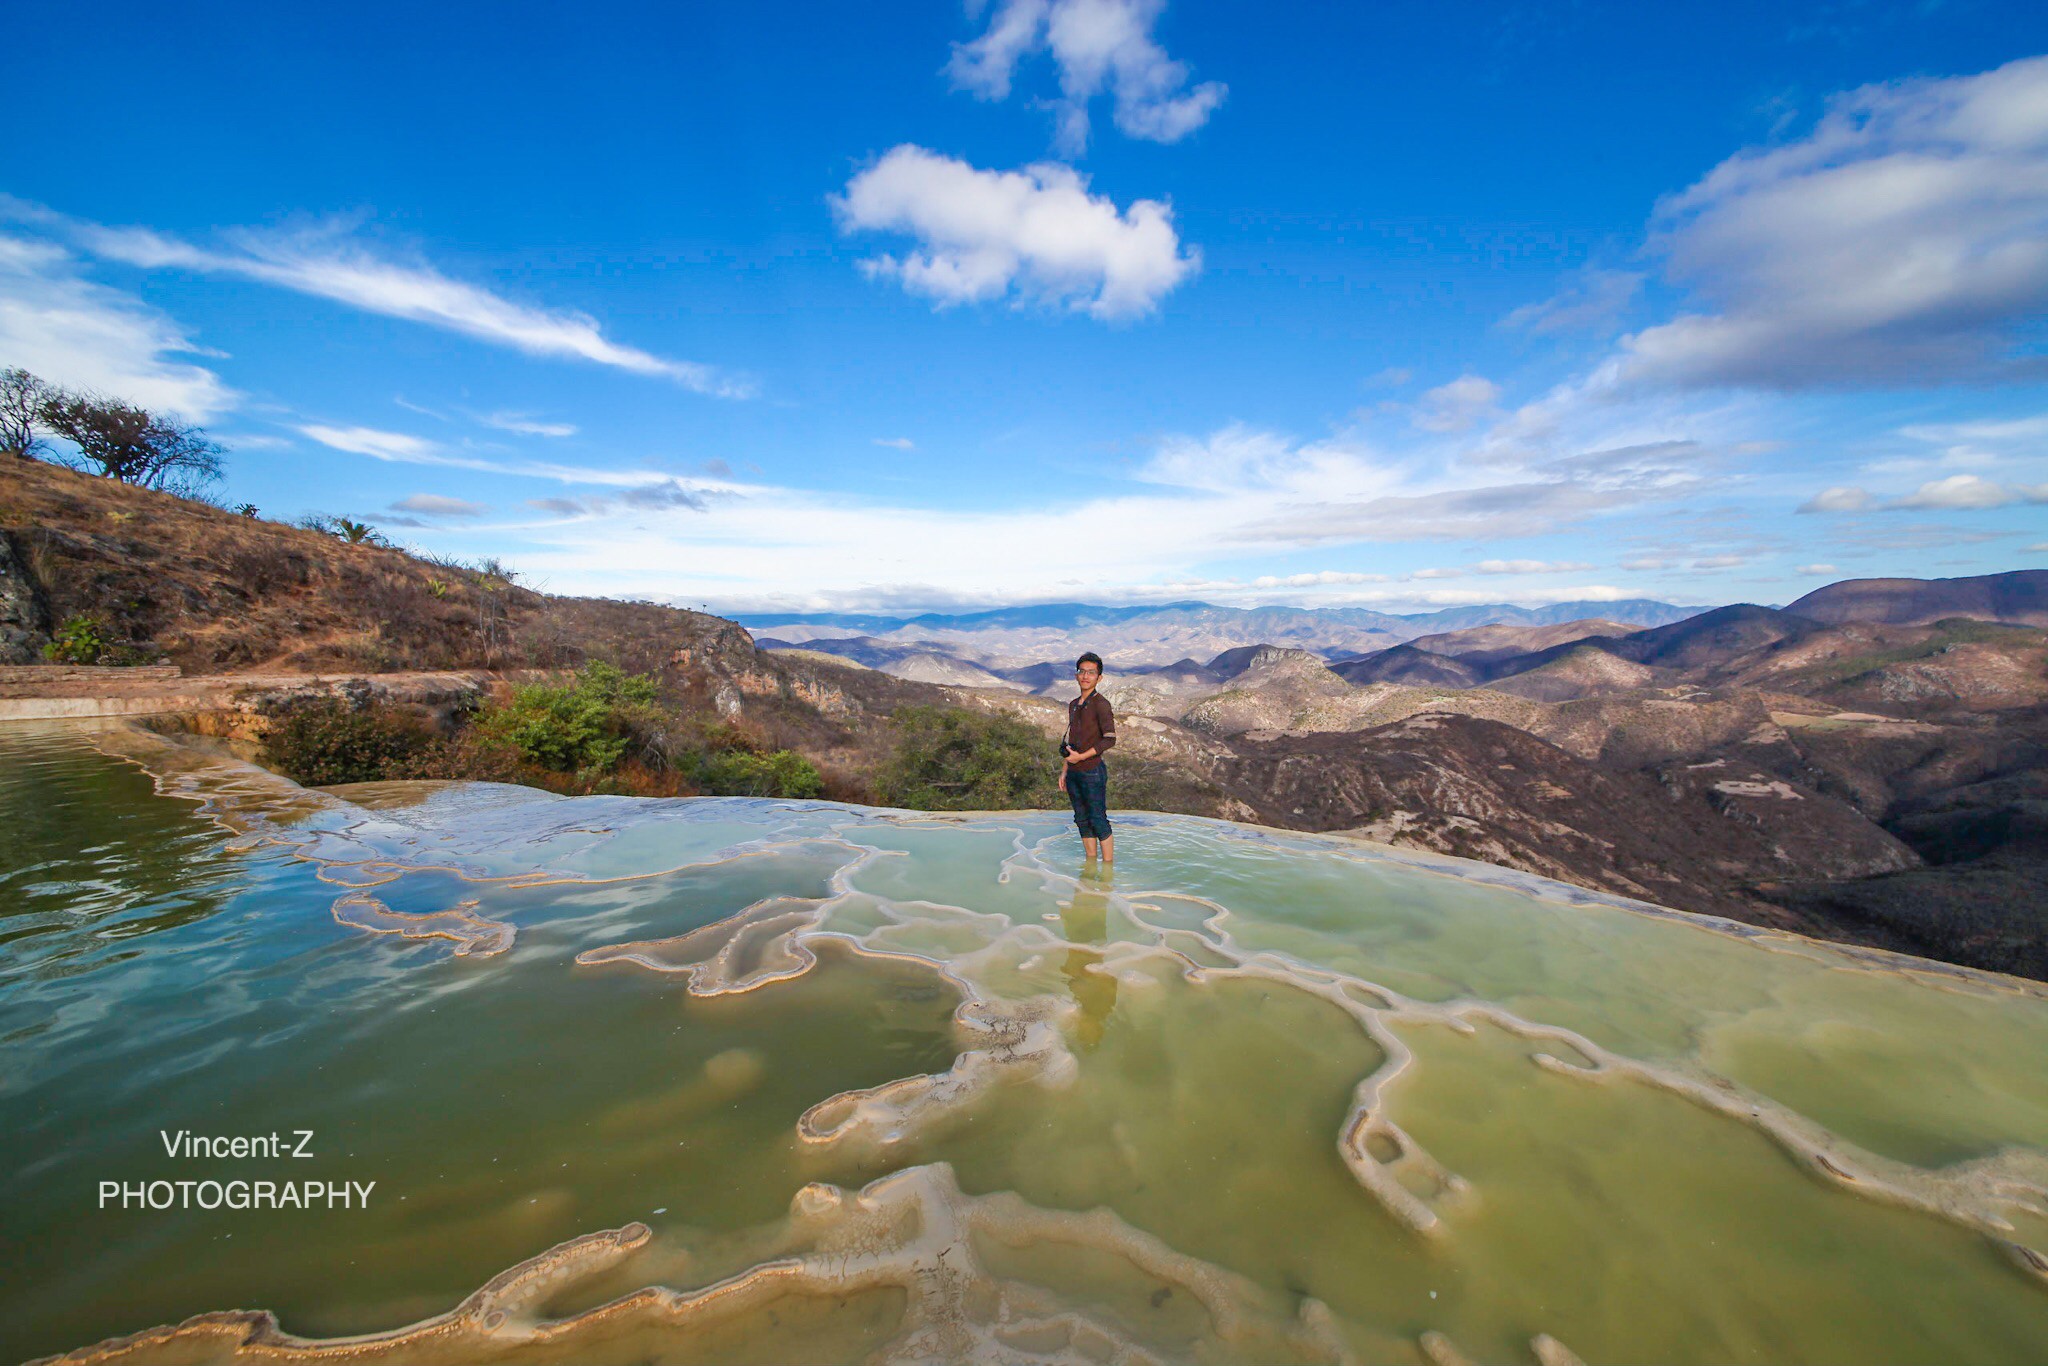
top-left (1075, 667), bottom-right (1100, 675)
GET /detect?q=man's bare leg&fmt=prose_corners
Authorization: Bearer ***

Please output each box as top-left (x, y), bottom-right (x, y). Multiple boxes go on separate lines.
top-left (1081, 837), bottom-right (1100, 861)
top-left (1101, 834), bottom-right (1114, 863)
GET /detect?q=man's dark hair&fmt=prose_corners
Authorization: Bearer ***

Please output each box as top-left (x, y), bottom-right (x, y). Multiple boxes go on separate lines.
top-left (1075, 651), bottom-right (1103, 672)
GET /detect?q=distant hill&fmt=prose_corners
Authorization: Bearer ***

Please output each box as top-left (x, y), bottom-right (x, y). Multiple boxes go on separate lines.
top-left (1331, 645), bottom-right (1483, 689)
top-left (12, 453), bottom-right (2047, 979)
top-left (1590, 604), bottom-right (1822, 672)
top-left (1785, 570), bottom-right (2048, 627)
top-left (737, 598), bottom-right (1709, 671)
top-left (1403, 618), bottom-right (1642, 665)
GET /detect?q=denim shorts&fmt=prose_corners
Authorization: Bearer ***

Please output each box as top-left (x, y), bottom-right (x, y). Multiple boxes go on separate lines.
top-left (1067, 762), bottom-right (1111, 840)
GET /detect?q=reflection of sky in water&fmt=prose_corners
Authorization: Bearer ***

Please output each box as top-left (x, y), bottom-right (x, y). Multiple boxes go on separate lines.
top-left (2, 723), bottom-right (2046, 1366)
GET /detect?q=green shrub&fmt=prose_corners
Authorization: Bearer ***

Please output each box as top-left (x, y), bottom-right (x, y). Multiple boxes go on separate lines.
top-left (693, 748), bottom-right (825, 799)
top-left (874, 704), bottom-right (1058, 811)
top-left (261, 696), bottom-right (436, 786)
top-left (40, 613), bottom-right (153, 665)
top-left (42, 614), bottom-right (112, 664)
top-left (471, 661), bottom-right (660, 780)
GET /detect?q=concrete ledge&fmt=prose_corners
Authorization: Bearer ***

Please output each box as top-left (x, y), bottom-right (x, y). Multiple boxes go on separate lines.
top-left (0, 669), bottom-right (502, 726)
top-left (0, 663), bottom-right (182, 684)
top-left (0, 694), bottom-right (215, 720)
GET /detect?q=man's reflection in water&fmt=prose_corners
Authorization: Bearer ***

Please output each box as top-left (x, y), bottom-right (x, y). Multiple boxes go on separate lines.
top-left (1059, 865), bottom-right (1119, 1050)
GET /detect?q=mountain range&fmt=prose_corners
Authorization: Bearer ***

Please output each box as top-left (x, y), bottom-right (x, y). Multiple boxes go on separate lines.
top-left (6, 457), bottom-right (2044, 982)
top-left (743, 597), bottom-right (1708, 671)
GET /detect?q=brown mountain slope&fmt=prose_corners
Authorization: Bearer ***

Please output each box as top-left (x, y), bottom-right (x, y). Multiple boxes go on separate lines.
top-left (1404, 617), bottom-right (1640, 665)
top-left (8, 459), bottom-right (2043, 979)
top-left (1484, 645), bottom-right (1665, 701)
top-left (1330, 644), bottom-right (1483, 688)
top-left (1785, 569), bottom-right (2048, 627)
top-left (2, 459), bottom-right (734, 677)
top-left (1720, 619), bottom-right (2048, 714)
top-left (1221, 712), bottom-right (1915, 930)
top-left (1387, 605), bottom-right (1821, 703)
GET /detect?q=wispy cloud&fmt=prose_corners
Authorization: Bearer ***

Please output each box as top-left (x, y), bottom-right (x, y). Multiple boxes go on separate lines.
top-left (1503, 268), bottom-right (1642, 335)
top-left (390, 493), bottom-right (488, 518)
top-left (293, 422), bottom-right (753, 494)
top-left (494, 401), bottom-right (1731, 609)
top-left (948, 0), bottom-right (1226, 155)
top-left (1797, 486), bottom-right (1876, 513)
top-left (299, 424), bottom-right (441, 462)
top-left (1621, 54), bottom-right (2048, 389)
top-left (1411, 375), bottom-right (1502, 433)
top-left (3, 198), bottom-right (754, 397)
top-left (0, 234), bottom-right (234, 420)
top-left (834, 145), bottom-right (1197, 319)
top-left (1797, 475), bottom-right (2048, 512)
top-left (1473, 559), bottom-right (1597, 574)
top-left (872, 436), bottom-right (916, 450)
top-left (1891, 474), bottom-right (2048, 510)
top-left (482, 412), bottom-right (578, 438)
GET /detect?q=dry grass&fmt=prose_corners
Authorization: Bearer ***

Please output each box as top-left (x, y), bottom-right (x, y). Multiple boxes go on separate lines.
top-left (4, 459), bottom-right (729, 675)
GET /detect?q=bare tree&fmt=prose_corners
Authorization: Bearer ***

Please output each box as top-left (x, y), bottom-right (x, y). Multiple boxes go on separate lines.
top-left (38, 389), bottom-right (225, 492)
top-left (1, 368), bottom-right (51, 460)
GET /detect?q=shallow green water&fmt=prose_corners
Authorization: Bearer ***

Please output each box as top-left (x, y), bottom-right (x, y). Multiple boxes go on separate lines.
top-left (1, 722), bottom-right (2044, 1365)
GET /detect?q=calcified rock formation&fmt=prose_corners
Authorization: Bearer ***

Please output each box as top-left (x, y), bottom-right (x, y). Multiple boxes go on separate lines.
top-left (331, 890), bottom-right (515, 957)
top-left (15, 722), bottom-right (2048, 1365)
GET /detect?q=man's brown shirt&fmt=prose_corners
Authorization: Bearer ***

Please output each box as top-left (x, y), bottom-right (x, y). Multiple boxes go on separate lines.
top-left (1065, 691), bottom-right (1116, 773)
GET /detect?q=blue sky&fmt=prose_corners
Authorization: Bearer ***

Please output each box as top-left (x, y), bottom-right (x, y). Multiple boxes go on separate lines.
top-left (5, 0), bottom-right (2048, 613)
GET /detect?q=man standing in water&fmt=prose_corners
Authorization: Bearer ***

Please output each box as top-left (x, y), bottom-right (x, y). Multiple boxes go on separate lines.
top-left (1058, 651), bottom-right (1116, 862)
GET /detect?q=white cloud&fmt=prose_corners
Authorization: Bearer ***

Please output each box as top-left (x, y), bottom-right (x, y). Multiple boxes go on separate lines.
top-left (1233, 423), bottom-right (1714, 546)
top-left (834, 145), bottom-right (1197, 318)
top-left (873, 436), bottom-right (917, 450)
top-left (1794, 473), bottom-right (2048, 509)
top-left (1691, 554), bottom-right (1748, 569)
top-left (486, 410), bottom-right (1716, 608)
top-left (299, 424), bottom-right (441, 462)
top-left (483, 412), bottom-right (578, 438)
top-left (0, 235), bottom-right (234, 420)
top-left (1503, 269), bottom-right (1642, 335)
top-left (948, 0), bottom-right (1226, 155)
top-left (1251, 483), bottom-right (1650, 545)
top-left (1412, 375), bottom-right (1502, 433)
top-left (1472, 559), bottom-right (1596, 574)
top-left (293, 423), bottom-right (751, 497)
top-left (391, 494), bottom-right (489, 517)
top-left (1408, 560), bottom-right (1596, 580)
top-left (1798, 485), bottom-right (1875, 513)
top-left (1, 199), bottom-right (753, 397)
top-left (393, 395), bottom-right (447, 421)
top-left (1135, 423), bottom-right (1398, 498)
top-left (1830, 520), bottom-right (2022, 552)
top-left (1622, 54), bottom-right (2048, 388)
top-left (1897, 413), bottom-right (2048, 444)
top-left (1796, 563), bottom-right (1838, 574)
top-left (1247, 570), bottom-right (1390, 588)
top-left (1890, 473), bottom-right (2048, 509)
top-left (1863, 447), bottom-right (2000, 475)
